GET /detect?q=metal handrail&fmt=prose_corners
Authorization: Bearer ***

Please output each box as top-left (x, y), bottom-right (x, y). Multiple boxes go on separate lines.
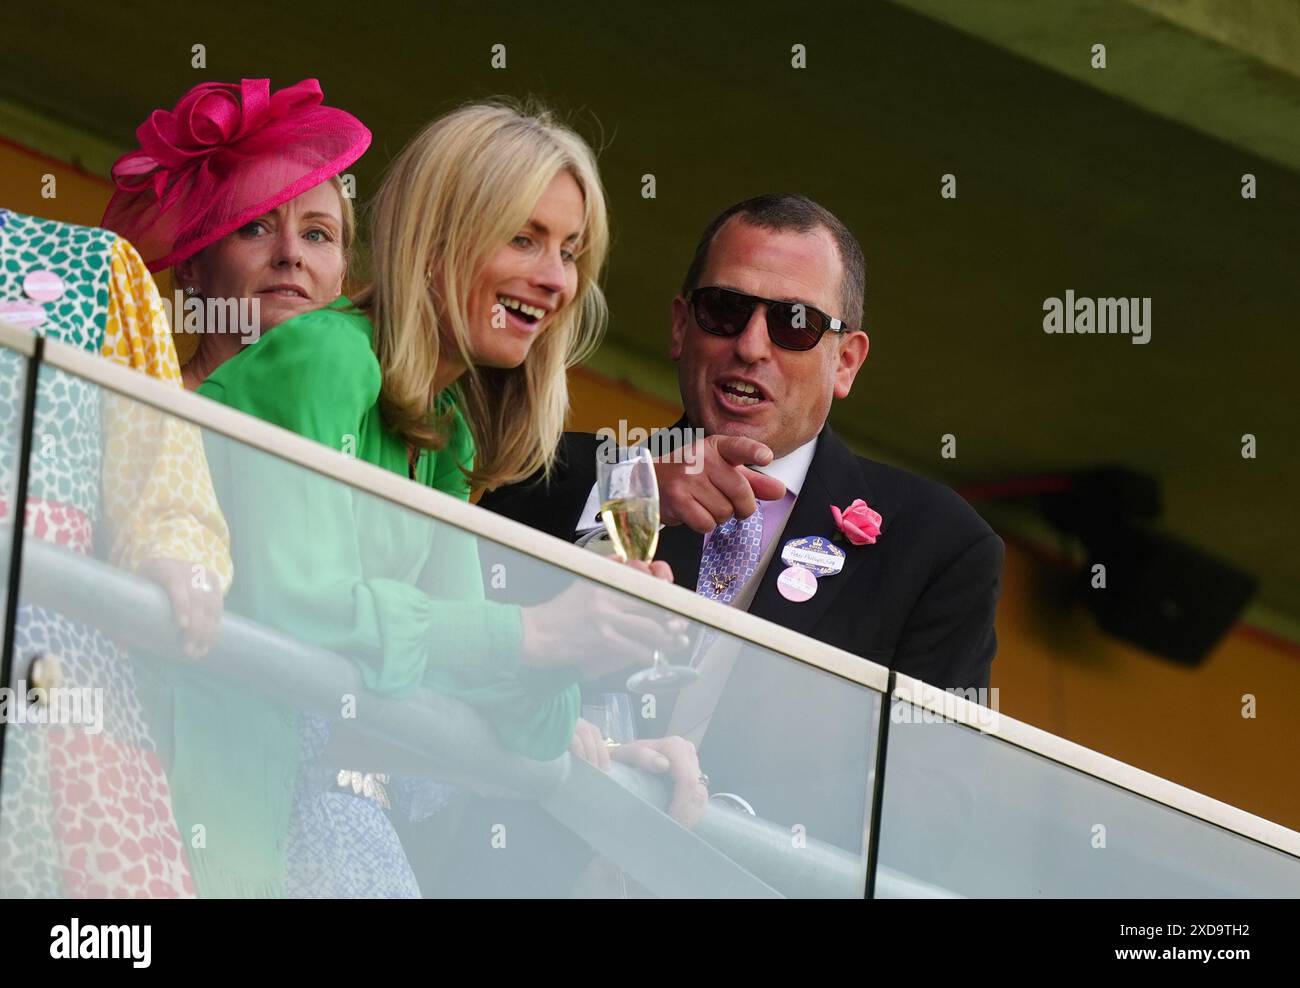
top-left (13, 532), bottom-right (865, 898)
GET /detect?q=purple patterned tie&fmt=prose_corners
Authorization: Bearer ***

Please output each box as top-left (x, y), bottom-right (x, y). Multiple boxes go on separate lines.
top-left (697, 502), bottom-right (765, 604)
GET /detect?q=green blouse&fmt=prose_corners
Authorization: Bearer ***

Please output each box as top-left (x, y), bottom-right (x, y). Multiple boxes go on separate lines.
top-left (176, 296), bottom-right (578, 897)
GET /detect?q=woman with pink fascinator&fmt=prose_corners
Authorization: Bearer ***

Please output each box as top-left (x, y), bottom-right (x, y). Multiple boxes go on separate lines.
top-left (100, 77), bottom-right (374, 897)
top-left (0, 75), bottom-right (363, 900)
top-left (103, 77), bottom-right (367, 388)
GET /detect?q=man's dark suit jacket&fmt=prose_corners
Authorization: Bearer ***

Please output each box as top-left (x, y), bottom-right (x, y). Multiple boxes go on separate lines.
top-left (455, 420), bottom-right (1004, 865)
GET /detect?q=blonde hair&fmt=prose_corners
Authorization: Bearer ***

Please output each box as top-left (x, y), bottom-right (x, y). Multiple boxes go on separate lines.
top-left (354, 99), bottom-right (609, 490)
top-left (330, 174), bottom-right (357, 260)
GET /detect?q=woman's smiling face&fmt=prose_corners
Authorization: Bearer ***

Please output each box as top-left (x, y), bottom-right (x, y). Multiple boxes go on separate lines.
top-left (177, 180), bottom-right (347, 332)
top-left (461, 169), bottom-right (585, 370)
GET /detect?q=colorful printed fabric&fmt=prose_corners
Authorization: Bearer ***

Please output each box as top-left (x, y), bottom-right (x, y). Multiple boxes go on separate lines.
top-left (0, 208), bottom-right (232, 899)
top-left (282, 715), bottom-right (440, 898)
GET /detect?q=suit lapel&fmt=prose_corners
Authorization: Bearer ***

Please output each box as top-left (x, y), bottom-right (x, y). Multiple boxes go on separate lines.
top-left (747, 426), bottom-right (877, 638)
top-left (654, 523), bottom-right (703, 592)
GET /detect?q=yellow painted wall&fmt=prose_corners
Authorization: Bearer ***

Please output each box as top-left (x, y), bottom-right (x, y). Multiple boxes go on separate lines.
top-left (993, 540), bottom-right (1299, 831)
top-left (6, 139), bottom-right (1297, 832)
top-left (1, 136), bottom-right (109, 225)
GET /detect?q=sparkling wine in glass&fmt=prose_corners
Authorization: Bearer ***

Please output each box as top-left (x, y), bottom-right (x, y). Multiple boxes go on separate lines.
top-left (596, 446), bottom-right (698, 693)
top-left (600, 493), bottom-right (660, 564)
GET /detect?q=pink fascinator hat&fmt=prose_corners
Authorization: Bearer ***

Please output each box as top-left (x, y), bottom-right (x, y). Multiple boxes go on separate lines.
top-left (102, 78), bottom-right (371, 272)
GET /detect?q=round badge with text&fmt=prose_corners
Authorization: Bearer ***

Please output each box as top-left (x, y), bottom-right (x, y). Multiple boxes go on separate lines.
top-left (23, 270), bottom-right (65, 303)
top-left (777, 564), bottom-right (818, 602)
top-left (0, 300), bottom-right (46, 329)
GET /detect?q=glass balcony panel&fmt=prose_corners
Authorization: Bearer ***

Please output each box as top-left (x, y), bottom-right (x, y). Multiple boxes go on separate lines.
top-left (875, 699), bottom-right (1300, 898)
top-left (0, 350), bottom-right (880, 898)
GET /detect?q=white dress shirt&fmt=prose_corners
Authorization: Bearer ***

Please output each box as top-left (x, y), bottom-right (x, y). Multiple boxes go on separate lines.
top-left (575, 435), bottom-right (817, 548)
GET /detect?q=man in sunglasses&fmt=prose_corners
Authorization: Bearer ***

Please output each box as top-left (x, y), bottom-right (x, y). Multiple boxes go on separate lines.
top-left (485, 192), bottom-right (1001, 691)
top-left (457, 194), bottom-right (1002, 880)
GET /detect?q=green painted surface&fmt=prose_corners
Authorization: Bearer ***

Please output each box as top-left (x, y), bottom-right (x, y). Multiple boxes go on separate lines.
top-left (1126, 0), bottom-right (1300, 78)
top-left (892, 0), bottom-right (1300, 170)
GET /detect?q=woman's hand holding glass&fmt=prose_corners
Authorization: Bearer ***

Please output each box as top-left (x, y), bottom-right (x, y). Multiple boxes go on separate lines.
top-left (518, 559), bottom-right (687, 679)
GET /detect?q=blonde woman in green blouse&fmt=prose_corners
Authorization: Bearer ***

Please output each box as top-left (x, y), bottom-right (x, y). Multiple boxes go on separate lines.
top-left (184, 101), bottom-right (694, 897)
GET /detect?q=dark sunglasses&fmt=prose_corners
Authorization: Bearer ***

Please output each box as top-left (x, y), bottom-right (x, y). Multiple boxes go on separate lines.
top-left (685, 286), bottom-right (852, 351)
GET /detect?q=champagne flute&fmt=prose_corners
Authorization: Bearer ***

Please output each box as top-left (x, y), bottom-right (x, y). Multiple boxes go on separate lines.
top-left (596, 446), bottom-right (698, 693)
top-left (581, 692), bottom-right (637, 748)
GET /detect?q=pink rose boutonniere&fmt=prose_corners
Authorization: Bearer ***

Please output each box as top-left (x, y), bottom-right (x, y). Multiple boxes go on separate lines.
top-left (830, 498), bottom-right (883, 546)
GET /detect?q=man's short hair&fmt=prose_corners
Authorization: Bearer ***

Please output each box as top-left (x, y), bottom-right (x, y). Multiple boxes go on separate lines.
top-left (680, 193), bottom-right (866, 332)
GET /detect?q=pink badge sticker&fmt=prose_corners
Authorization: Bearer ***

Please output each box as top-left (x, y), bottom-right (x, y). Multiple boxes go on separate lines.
top-left (23, 270), bottom-right (65, 303)
top-left (777, 564), bottom-right (818, 603)
top-left (0, 299), bottom-right (46, 329)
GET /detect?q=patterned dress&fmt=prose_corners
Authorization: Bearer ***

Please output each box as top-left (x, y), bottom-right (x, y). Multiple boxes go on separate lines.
top-left (282, 715), bottom-right (451, 898)
top-left (0, 209), bottom-right (232, 897)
